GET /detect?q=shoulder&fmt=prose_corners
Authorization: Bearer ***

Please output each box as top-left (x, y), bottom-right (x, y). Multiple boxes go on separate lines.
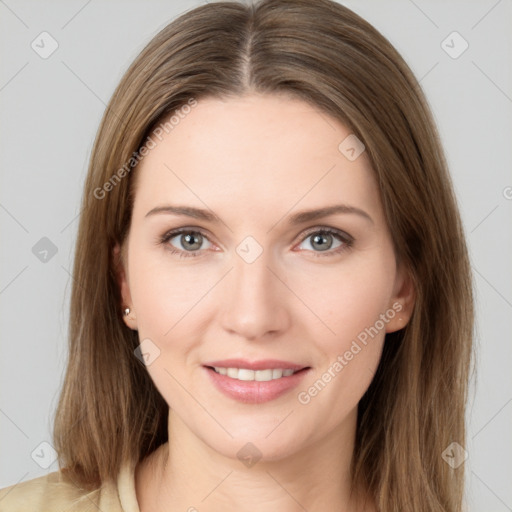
top-left (0, 469), bottom-right (104, 511)
top-left (0, 465), bottom-right (138, 512)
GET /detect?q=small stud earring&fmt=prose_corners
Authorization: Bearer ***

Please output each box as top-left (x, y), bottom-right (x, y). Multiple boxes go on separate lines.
top-left (124, 308), bottom-right (131, 316)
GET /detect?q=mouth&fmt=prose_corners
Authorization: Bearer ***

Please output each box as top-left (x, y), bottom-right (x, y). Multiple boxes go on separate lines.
top-left (202, 359), bottom-right (311, 403)
top-left (206, 366), bottom-right (308, 381)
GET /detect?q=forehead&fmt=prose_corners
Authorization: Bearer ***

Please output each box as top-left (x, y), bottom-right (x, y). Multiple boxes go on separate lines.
top-left (132, 94), bottom-right (380, 222)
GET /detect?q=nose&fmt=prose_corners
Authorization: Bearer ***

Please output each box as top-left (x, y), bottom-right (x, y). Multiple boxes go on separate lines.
top-left (219, 250), bottom-right (290, 341)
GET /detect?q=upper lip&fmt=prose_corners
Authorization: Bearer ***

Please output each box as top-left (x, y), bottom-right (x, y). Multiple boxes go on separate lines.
top-left (203, 359), bottom-right (309, 371)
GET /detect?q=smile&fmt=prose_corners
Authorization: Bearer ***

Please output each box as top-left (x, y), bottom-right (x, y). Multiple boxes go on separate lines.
top-left (203, 361), bottom-right (311, 403)
top-left (210, 367), bottom-right (299, 381)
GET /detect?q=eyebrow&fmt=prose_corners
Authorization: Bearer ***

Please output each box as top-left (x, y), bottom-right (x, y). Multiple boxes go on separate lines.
top-left (145, 204), bottom-right (373, 225)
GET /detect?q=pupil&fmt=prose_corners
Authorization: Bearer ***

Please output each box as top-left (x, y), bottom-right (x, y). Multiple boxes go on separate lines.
top-left (183, 232), bottom-right (201, 250)
top-left (312, 233), bottom-right (332, 251)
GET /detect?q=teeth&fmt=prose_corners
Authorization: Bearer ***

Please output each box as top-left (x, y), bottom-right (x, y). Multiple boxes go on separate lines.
top-left (238, 369), bottom-right (255, 381)
top-left (227, 367), bottom-right (238, 378)
top-left (212, 367), bottom-right (299, 381)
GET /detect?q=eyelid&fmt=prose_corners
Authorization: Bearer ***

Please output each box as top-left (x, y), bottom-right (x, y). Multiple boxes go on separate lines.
top-left (161, 226), bottom-right (214, 241)
top-left (296, 225), bottom-right (353, 244)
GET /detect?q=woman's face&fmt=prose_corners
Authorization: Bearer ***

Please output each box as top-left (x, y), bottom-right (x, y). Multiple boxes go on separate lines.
top-left (117, 93), bottom-right (413, 462)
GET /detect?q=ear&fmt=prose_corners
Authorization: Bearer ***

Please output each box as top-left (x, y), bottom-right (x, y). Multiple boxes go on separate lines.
top-left (113, 243), bottom-right (138, 331)
top-left (385, 263), bottom-right (415, 333)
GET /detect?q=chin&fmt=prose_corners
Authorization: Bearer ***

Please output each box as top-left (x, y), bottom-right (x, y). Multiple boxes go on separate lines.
top-left (203, 427), bottom-right (306, 464)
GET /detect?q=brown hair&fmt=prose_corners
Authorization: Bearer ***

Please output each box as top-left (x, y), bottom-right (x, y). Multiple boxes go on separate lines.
top-left (53, 1), bottom-right (474, 510)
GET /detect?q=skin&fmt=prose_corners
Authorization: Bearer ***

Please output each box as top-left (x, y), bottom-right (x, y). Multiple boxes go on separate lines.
top-left (115, 93), bottom-right (415, 512)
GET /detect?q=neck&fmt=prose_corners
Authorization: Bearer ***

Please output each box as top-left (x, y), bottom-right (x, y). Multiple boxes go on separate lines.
top-left (135, 408), bottom-right (374, 512)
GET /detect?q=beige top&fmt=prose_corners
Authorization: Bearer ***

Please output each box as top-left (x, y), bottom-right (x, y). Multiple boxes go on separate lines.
top-left (0, 462), bottom-right (140, 512)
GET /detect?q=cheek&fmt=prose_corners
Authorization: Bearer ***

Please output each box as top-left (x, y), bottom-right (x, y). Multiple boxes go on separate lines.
top-left (292, 251), bottom-right (396, 350)
top-left (129, 248), bottom-right (217, 340)
top-left (291, 250), bottom-right (395, 408)
top-left (127, 250), bottom-right (216, 410)
top-left (297, 252), bottom-right (395, 430)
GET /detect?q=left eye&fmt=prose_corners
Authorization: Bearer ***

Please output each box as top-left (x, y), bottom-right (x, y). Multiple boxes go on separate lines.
top-left (296, 229), bottom-right (348, 253)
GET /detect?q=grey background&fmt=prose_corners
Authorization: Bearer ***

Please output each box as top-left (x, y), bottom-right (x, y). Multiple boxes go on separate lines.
top-left (1, 0), bottom-right (511, 509)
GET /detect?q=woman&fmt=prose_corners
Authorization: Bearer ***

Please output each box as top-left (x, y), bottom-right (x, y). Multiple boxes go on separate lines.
top-left (0, 0), bottom-right (473, 510)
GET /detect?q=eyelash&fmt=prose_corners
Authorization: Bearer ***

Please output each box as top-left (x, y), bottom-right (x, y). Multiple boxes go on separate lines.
top-left (158, 226), bottom-right (354, 259)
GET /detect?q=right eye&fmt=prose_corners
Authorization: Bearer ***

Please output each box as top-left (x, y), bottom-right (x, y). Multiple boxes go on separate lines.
top-left (160, 228), bottom-right (214, 258)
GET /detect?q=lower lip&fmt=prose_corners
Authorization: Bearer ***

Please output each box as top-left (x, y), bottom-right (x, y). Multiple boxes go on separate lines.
top-left (204, 367), bottom-right (310, 404)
